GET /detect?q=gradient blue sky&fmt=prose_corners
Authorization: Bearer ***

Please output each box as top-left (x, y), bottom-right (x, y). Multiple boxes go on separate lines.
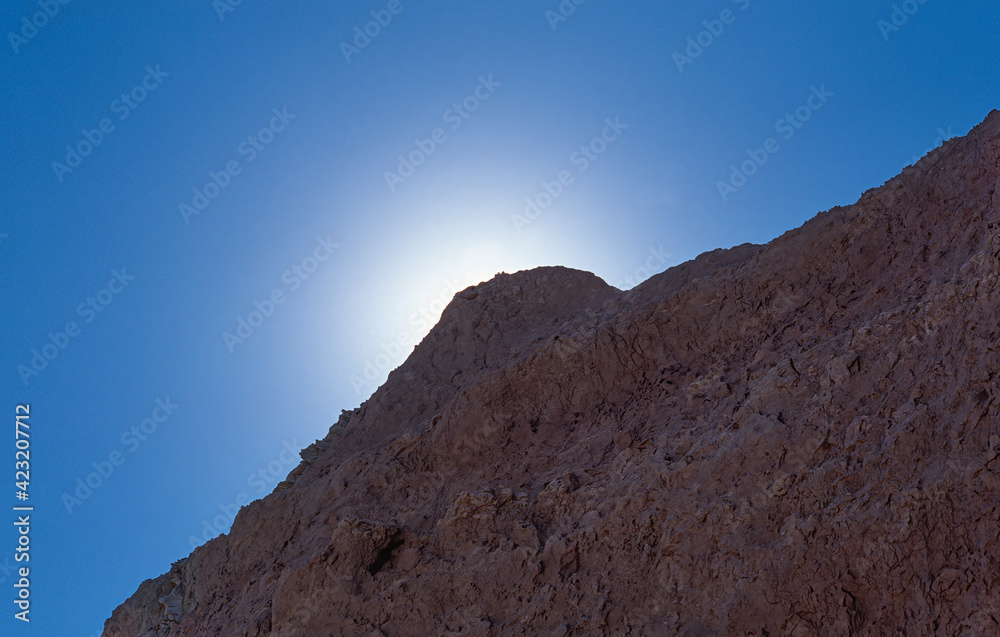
top-left (1, 1), bottom-right (998, 633)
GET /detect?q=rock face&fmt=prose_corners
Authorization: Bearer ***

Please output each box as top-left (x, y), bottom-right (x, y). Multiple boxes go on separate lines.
top-left (104, 111), bottom-right (1000, 636)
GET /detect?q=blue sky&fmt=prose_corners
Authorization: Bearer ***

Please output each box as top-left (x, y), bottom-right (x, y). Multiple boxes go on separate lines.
top-left (1, 1), bottom-right (998, 633)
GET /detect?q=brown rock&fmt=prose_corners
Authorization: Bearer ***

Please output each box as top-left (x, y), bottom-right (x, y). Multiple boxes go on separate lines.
top-left (105, 110), bottom-right (1000, 635)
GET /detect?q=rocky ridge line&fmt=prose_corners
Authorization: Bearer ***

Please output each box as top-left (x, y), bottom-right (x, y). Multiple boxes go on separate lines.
top-left (105, 110), bottom-right (1000, 636)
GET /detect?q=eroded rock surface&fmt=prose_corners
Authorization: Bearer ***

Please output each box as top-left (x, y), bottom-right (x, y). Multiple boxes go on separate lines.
top-left (105, 111), bottom-right (1000, 636)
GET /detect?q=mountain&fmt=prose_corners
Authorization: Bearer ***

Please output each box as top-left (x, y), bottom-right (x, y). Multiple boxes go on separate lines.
top-left (104, 110), bottom-right (1000, 636)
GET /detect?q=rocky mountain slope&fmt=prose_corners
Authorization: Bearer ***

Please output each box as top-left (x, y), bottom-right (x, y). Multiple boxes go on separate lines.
top-left (104, 110), bottom-right (1000, 636)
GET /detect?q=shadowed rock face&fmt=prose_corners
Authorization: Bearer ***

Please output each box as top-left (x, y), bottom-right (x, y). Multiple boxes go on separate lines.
top-left (104, 110), bottom-right (1000, 636)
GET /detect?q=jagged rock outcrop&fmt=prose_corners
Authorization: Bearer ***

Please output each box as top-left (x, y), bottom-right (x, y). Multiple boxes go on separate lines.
top-left (104, 110), bottom-right (1000, 635)
top-left (275, 410), bottom-right (354, 492)
top-left (104, 559), bottom-right (189, 636)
